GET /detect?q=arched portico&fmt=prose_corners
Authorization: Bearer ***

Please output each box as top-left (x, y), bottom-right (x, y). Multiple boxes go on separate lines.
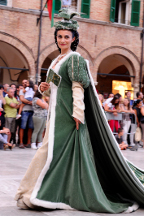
top-left (94, 47), bottom-right (140, 96)
top-left (0, 32), bottom-right (35, 84)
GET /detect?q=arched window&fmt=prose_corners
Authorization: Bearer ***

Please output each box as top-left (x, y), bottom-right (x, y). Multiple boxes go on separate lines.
top-left (0, 0), bottom-right (7, 5)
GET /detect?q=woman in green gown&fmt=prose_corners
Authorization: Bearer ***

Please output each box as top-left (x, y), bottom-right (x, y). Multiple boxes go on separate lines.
top-left (15, 9), bottom-right (144, 213)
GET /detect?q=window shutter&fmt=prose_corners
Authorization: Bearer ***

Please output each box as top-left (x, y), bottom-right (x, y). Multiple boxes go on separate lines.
top-left (81, 0), bottom-right (91, 19)
top-left (0, 0), bottom-right (7, 5)
top-left (131, 0), bottom-right (140, 26)
top-left (55, 0), bottom-right (61, 14)
top-left (110, 0), bottom-right (116, 22)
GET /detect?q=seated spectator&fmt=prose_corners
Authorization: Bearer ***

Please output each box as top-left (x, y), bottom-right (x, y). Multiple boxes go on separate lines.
top-left (16, 80), bottom-right (34, 119)
top-left (115, 128), bottom-right (128, 150)
top-left (19, 79), bottom-right (34, 149)
top-left (105, 94), bottom-right (122, 132)
top-left (4, 87), bottom-right (19, 144)
top-left (0, 116), bottom-right (14, 150)
top-left (3, 83), bottom-right (9, 97)
top-left (31, 91), bottom-right (48, 149)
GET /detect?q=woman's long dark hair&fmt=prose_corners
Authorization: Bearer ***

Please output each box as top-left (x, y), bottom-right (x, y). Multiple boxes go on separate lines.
top-left (124, 98), bottom-right (130, 110)
top-left (133, 99), bottom-right (142, 109)
top-left (54, 29), bottom-right (79, 53)
top-left (34, 90), bottom-right (42, 99)
top-left (111, 95), bottom-right (120, 109)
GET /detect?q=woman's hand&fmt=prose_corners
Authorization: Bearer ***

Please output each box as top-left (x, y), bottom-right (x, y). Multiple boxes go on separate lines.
top-left (0, 107), bottom-right (3, 111)
top-left (73, 118), bottom-right (81, 130)
top-left (113, 111), bottom-right (118, 116)
top-left (40, 82), bottom-right (50, 92)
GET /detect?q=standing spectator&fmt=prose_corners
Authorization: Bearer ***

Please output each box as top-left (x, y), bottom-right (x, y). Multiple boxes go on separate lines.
top-left (133, 100), bottom-right (142, 127)
top-left (3, 84), bottom-right (9, 97)
top-left (136, 92), bottom-right (143, 101)
top-left (125, 91), bottom-right (133, 106)
top-left (122, 98), bottom-right (134, 145)
top-left (105, 94), bottom-right (122, 132)
top-left (16, 84), bottom-right (23, 101)
top-left (140, 106), bottom-right (144, 147)
top-left (0, 84), bottom-right (5, 109)
top-left (4, 87), bottom-right (19, 144)
top-left (31, 91), bottom-right (48, 149)
top-left (98, 94), bottom-right (104, 107)
top-left (103, 93), bottom-right (114, 107)
top-left (19, 80), bottom-right (34, 149)
top-left (17, 80), bottom-right (34, 119)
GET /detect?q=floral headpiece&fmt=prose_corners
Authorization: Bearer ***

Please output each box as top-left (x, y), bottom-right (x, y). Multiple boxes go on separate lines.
top-left (54, 8), bottom-right (79, 31)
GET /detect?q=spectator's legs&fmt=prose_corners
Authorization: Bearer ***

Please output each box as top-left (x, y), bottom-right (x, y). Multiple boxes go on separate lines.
top-left (115, 120), bottom-right (120, 132)
top-left (37, 118), bottom-right (46, 148)
top-left (130, 123), bottom-right (136, 146)
top-left (24, 111), bottom-right (34, 147)
top-left (27, 128), bottom-right (33, 145)
top-left (19, 111), bottom-right (30, 148)
top-left (31, 116), bottom-right (41, 143)
top-left (109, 120), bottom-right (114, 132)
top-left (0, 134), bottom-right (8, 144)
top-left (123, 120), bottom-right (131, 144)
top-left (140, 123), bottom-right (144, 148)
top-left (19, 128), bottom-right (24, 144)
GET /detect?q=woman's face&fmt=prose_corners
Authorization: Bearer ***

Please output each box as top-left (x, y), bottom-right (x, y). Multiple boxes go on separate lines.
top-left (57, 30), bottom-right (75, 52)
top-left (124, 98), bottom-right (128, 106)
top-left (115, 99), bottom-right (119, 104)
top-left (98, 95), bottom-right (102, 101)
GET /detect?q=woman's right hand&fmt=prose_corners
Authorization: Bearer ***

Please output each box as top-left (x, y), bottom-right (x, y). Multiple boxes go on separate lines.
top-left (40, 82), bottom-right (50, 92)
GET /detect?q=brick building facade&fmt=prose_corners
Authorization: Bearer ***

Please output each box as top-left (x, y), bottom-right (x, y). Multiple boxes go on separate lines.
top-left (0, 0), bottom-right (143, 96)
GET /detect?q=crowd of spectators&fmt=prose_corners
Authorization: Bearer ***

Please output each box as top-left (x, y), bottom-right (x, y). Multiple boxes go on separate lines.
top-left (0, 80), bottom-right (49, 151)
top-left (0, 79), bottom-right (144, 151)
top-left (99, 91), bottom-right (144, 150)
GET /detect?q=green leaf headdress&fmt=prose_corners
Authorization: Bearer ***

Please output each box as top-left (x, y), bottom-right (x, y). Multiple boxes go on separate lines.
top-left (54, 8), bottom-right (79, 31)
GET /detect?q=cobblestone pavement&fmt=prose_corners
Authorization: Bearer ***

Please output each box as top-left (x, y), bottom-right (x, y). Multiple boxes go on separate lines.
top-left (0, 147), bottom-right (144, 216)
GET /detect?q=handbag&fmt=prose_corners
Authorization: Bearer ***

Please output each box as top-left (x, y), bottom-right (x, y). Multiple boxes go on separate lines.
top-left (135, 127), bottom-right (142, 142)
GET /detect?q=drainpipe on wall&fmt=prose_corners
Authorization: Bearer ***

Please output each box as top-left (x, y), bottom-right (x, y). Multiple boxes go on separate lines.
top-left (36, 0), bottom-right (43, 84)
top-left (140, 0), bottom-right (144, 91)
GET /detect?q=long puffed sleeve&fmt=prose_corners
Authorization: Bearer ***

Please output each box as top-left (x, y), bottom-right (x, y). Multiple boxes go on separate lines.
top-left (72, 81), bottom-right (85, 124)
top-left (68, 55), bottom-right (90, 88)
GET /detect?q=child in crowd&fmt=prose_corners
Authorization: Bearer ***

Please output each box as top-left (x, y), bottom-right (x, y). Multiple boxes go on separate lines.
top-left (16, 80), bottom-right (34, 119)
top-left (115, 128), bottom-right (128, 150)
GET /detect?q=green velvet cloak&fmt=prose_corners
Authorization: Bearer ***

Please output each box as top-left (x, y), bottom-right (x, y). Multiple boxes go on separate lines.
top-left (30, 52), bottom-right (144, 213)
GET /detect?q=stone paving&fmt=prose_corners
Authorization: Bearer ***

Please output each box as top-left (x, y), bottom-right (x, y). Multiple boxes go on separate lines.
top-left (0, 147), bottom-right (144, 216)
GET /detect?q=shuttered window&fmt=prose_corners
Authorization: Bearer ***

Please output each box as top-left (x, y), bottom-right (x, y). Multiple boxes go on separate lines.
top-left (0, 0), bottom-right (7, 5)
top-left (110, 0), bottom-right (116, 23)
top-left (131, 0), bottom-right (140, 26)
top-left (81, 0), bottom-right (91, 19)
